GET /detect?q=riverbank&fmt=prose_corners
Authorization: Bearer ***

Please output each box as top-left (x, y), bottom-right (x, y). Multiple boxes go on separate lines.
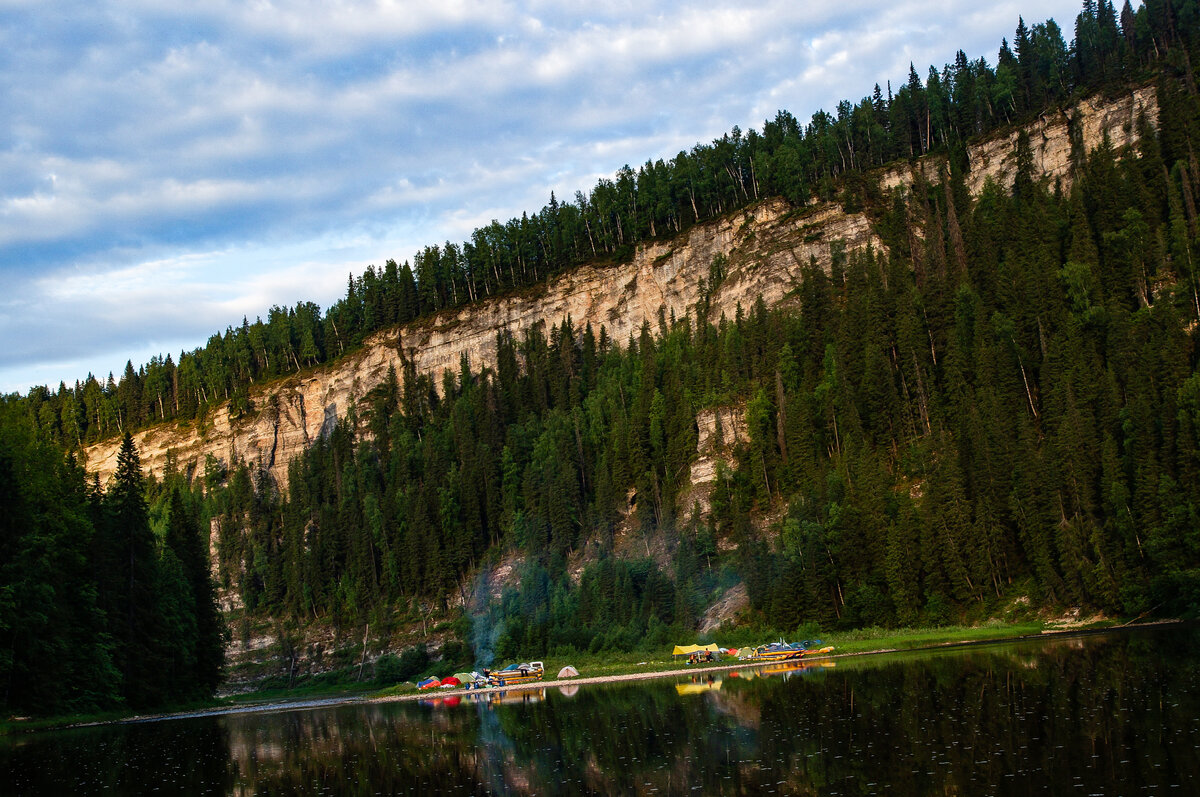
top-left (367, 619), bottom-right (1053, 700)
top-left (368, 619), bottom-right (1116, 705)
top-left (9, 618), bottom-right (1178, 733)
top-left (8, 621), bottom-right (1193, 796)
top-left (0, 614), bottom-right (1142, 734)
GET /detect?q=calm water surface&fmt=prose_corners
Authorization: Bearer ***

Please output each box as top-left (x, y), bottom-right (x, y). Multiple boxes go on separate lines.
top-left (3, 626), bottom-right (1199, 794)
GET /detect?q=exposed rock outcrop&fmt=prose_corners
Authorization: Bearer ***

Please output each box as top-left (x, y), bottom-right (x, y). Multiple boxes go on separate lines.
top-left (83, 87), bottom-right (1158, 493)
top-left (698, 583), bottom-right (749, 634)
top-left (879, 84), bottom-right (1157, 195)
top-left (83, 198), bottom-right (881, 488)
top-left (679, 405), bottom-right (749, 520)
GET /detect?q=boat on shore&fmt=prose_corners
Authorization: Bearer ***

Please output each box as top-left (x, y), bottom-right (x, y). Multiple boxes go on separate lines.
top-left (738, 640), bottom-right (833, 663)
top-left (484, 661), bottom-right (545, 687)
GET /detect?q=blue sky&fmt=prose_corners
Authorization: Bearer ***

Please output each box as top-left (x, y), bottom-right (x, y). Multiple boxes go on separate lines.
top-left (0, 0), bottom-right (1088, 394)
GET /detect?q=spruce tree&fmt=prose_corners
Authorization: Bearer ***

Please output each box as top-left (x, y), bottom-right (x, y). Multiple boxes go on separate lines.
top-left (0, 410), bottom-right (120, 715)
top-left (165, 488), bottom-right (226, 697)
top-left (103, 432), bottom-right (169, 708)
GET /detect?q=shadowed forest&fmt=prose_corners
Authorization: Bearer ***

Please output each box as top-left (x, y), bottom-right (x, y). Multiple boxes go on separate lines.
top-left (4, 1), bottom-right (1200, 716)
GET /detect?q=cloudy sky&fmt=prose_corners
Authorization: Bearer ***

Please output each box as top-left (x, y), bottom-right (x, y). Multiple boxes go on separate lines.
top-left (0, 0), bottom-right (1088, 394)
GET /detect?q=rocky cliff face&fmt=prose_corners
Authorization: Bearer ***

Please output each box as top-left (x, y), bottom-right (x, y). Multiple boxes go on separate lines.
top-left (83, 199), bottom-right (881, 488)
top-left (878, 85), bottom-right (1157, 195)
top-left (679, 405), bottom-right (749, 519)
top-left (82, 86), bottom-right (1158, 493)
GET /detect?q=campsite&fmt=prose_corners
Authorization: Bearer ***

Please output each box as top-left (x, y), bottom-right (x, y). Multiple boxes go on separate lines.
top-left (403, 640), bottom-right (839, 700)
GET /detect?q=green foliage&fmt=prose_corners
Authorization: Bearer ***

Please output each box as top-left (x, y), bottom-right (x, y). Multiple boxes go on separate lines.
top-left (0, 413), bottom-right (225, 716)
top-left (16, 2), bottom-right (1189, 452)
top-left (373, 645), bottom-right (430, 684)
top-left (10, 4), bottom-right (1200, 699)
top-left (209, 116), bottom-right (1200, 638)
top-left (0, 404), bottom-right (119, 715)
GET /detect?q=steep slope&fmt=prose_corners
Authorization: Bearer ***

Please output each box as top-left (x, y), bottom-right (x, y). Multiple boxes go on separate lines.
top-left (83, 199), bottom-right (881, 487)
top-left (82, 85), bottom-right (1157, 492)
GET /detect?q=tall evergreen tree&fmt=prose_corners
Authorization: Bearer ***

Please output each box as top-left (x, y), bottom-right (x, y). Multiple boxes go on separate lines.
top-left (164, 488), bottom-right (226, 697)
top-left (0, 407), bottom-right (119, 715)
top-left (102, 432), bottom-right (169, 708)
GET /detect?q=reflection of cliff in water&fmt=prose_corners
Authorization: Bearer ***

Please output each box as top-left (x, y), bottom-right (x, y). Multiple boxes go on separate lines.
top-left (222, 705), bottom-right (490, 794)
top-left (4, 628), bottom-right (1199, 794)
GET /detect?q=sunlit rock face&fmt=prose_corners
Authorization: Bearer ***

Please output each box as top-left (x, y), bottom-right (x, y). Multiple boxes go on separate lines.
top-left (878, 84), bottom-right (1157, 196)
top-left (83, 87), bottom-right (1156, 494)
top-left (81, 198), bottom-right (879, 490)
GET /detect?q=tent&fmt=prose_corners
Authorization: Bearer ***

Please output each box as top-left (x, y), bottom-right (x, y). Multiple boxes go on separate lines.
top-left (440, 676), bottom-right (462, 687)
top-left (672, 643), bottom-right (720, 656)
top-left (676, 679), bottom-right (723, 695)
top-left (557, 665), bottom-right (579, 678)
top-left (417, 677), bottom-right (442, 689)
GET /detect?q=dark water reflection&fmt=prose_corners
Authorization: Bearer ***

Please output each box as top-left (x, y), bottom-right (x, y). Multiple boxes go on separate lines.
top-left (4, 626), bottom-right (1200, 794)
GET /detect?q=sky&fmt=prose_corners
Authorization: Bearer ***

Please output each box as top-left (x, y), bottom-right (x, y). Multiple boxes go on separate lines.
top-left (0, 0), bottom-right (1090, 395)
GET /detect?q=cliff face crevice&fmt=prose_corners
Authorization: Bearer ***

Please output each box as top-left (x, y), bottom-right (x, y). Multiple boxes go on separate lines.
top-left (82, 87), bottom-right (1157, 491)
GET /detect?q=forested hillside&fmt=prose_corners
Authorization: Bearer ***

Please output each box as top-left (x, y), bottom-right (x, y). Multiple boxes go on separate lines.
top-left (4, 1), bottom-right (1200, 712)
top-left (207, 126), bottom-right (1200, 656)
top-left (17, 0), bottom-right (1189, 447)
top-left (0, 412), bottom-right (224, 715)
top-left (193, 0), bottom-right (1200, 654)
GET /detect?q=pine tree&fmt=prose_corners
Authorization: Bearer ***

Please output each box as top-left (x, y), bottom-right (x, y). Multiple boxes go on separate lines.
top-left (165, 488), bottom-right (226, 696)
top-left (0, 410), bottom-right (120, 715)
top-left (102, 432), bottom-right (170, 708)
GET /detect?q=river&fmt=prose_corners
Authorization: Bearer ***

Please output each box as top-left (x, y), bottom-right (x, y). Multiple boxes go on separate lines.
top-left (3, 626), bottom-right (1198, 794)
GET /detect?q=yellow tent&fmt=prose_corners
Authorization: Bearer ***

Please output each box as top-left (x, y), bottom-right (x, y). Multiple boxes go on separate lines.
top-left (672, 643), bottom-right (720, 655)
top-left (676, 679), bottom-right (723, 695)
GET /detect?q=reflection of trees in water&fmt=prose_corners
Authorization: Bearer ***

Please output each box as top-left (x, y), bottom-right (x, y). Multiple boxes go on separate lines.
top-left (462, 633), bottom-right (1200, 795)
top-left (5, 631), bottom-right (1198, 794)
top-left (484, 682), bottom-right (762, 794)
top-left (222, 704), bottom-right (494, 794)
top-left (0, 720), bottom-right (236, 794)
top-left (744, 633), bottom-right (1200, 794)
top-left (473, 693), bottom-right (516, 794)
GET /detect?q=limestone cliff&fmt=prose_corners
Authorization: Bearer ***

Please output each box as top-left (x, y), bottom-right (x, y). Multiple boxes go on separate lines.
top-left (679, 405), bottom-right (749, 519)
top-left (83, 198), bottom-right (881, 488)
top-left (82, 86), bottom-right (1157, 493)
top-left (878, 85), bottom-right (1157, 195)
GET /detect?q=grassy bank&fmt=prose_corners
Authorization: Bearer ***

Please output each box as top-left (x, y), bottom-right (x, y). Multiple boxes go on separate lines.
top-left (4, 618), bottom-right (1115, 733)
top-left (817, 620), bottom-right (1053, 655)
top-left (370, 620), bottom-right (1057, 699)
top-left (0, 696), bottom-right (232, 737)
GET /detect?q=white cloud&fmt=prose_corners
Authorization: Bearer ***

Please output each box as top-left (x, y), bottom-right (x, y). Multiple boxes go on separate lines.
top-left (0, 0), bottom-right (1090, 393)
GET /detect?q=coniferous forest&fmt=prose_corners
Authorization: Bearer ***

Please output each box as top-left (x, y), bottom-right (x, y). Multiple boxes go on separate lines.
top-left (4, 1), bottom-right (1200, 715)
top-left (0, 417), bottom-right (225, 715)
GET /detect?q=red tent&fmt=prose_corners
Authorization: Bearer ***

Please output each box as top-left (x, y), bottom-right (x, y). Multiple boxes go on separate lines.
top-left (441, 676), bottom-right (462, 687)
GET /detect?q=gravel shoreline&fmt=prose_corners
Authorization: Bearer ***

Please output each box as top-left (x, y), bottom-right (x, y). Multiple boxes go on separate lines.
top-left (56, 621), bottom-right (1183, 728)
top-left (373, 657), bottom-right (832, 704)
